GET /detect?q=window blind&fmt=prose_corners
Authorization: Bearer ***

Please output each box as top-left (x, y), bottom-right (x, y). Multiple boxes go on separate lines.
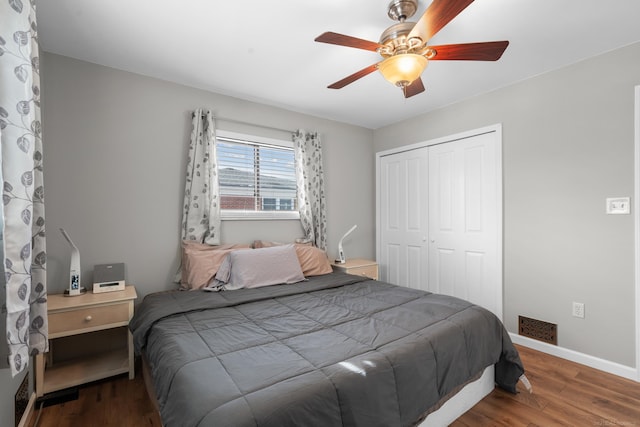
top-left (217, 136), bottom-right (297, 217)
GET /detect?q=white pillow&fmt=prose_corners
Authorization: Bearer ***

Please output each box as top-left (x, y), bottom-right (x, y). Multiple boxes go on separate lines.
top-left (213, 244), bottom-right (306, 290)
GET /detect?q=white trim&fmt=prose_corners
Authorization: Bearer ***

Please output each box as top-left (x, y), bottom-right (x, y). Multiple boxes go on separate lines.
top-left (216, 129), bottom-right (293, 148)
top-left (375, 150), bottom-right (382, 275)
top-left (17, 391), bottom-right (36, 427)
top-left (376, 124), bottom-right (501, 158)
top-left (494, 125), bottom-right (504, 321)
top-left (635, 85), bottom-right (640, 381)
top-left (375, 124), bottom-right (503, 320)
top-left (510, 333), bottom-right (638, 381)
top-left (221, 211), bottom-right (300, 221)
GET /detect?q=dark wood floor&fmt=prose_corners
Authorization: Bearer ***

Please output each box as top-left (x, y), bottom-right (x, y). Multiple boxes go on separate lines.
top-left (29, 345), bottom-right (640, 427)
top-left (28, 365), bottom-right (162, 427)
top-left (453, 345), bottom-right (640, 426)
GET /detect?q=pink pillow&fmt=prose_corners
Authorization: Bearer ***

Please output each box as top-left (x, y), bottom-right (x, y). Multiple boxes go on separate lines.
top-left (294, 245), bottom-right (333, 276)
top-left (181, 241), bottom-right (250, 289)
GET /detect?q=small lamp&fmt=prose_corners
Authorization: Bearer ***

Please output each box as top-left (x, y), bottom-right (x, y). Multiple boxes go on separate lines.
top-left (378, 54), bottom-right (428, 87)
top-left (336, 225), bottom-right (357, 264)
top-left (60, 228), bottom-right (86, 296)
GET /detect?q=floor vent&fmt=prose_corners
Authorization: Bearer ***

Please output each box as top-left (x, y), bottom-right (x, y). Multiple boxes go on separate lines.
top-left (518, 315), bottom-right (557, 345)
top-left (15, 374), bottom-right (28, 427)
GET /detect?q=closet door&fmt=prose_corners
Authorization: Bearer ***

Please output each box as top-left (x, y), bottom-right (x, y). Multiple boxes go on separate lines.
top-left (428, 132), bottom-right (500, 318)
top-left (378, 148), bottom-right (429, 291)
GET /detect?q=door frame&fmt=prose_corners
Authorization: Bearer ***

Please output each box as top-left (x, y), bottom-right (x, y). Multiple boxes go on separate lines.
top-left (376, 124), bottom-right (503, 319)
top-left (635, 85), bottom-right (640, 381)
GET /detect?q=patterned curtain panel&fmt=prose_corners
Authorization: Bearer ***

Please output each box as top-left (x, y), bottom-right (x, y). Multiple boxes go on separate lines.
top-left (180, 109), bottom-right (221, 244)
top-left (0, 0), bottom-right (48, 376)
top-left (293, 129), bottom-right (327, 250)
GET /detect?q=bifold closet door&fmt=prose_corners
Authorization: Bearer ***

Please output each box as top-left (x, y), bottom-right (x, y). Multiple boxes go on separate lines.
top-left (378, 148), bottom-right (429, 291)
top-left (428, 132), bottom-right (500, 318)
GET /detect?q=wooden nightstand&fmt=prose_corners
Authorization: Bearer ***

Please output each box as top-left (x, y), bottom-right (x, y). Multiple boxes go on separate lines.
top-left (331, 258), bottom-right (379, 280)
top-left (35, 285), bottom-right (137, 397)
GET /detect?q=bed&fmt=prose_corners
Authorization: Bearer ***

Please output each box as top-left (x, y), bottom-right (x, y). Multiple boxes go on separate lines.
top-left (131, 244), bottom-right (524, 427)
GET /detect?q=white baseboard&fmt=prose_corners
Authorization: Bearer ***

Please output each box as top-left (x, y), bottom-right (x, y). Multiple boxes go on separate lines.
top-left (510, 333), bottom-right (638, 382)
top-left (17, 391), bottom-right (36, 427)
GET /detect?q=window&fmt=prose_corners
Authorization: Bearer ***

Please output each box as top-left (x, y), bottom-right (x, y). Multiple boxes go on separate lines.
top-left (216, 130), bottom-right (298, 220)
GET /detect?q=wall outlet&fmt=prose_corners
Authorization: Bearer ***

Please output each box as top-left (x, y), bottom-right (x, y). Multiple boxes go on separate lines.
top-left (572, 302), bottom-right (585, 318)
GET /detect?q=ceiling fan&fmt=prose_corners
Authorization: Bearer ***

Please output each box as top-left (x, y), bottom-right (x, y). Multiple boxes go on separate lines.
top-left (315, 0), bottom-right (509, 98)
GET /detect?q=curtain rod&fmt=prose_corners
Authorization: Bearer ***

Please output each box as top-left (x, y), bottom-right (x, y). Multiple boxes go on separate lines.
top-left (214, 116), bottom-right (294, 135)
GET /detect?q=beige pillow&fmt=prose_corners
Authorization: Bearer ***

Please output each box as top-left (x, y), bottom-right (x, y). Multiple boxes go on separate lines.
top-left (252, 240), bottom-right (312, 249)
top-left (252, 240), bottom-right (281, 249)
top-left (294, 244), bottom-right (333, 277)
top-left (181, 241), bottom-right (250, 289)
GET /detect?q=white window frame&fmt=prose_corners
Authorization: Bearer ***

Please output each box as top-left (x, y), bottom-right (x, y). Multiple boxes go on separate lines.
top-left (217, 130), bottom-right (299, 221)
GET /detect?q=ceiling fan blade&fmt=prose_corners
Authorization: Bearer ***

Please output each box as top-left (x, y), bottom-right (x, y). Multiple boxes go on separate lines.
top-left (429, 41), bottom-right (509, 61)
top-left (403, 78), bottom-right (425, 98)
top-left (315, 31), bottom-right (385, 52)
top-left (408, 0), bottom-right (475, 42)
top-left (327, 63), bottom-right (380, 89)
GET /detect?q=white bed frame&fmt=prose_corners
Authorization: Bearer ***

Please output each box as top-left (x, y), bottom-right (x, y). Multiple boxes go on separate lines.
top-left (419, 365), bottom-right (494, 426)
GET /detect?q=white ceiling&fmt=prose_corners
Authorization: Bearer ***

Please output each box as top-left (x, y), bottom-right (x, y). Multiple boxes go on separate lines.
top-left (36, 0), bottom-right (640, 129)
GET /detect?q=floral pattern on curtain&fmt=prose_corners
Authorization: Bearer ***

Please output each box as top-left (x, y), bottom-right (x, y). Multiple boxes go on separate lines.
top-left (293, 129), bottom-right (327, 250)
top-left (1, 0), bottom-right (48, 376)
top-left (180, 109), bottom-right (221, 244)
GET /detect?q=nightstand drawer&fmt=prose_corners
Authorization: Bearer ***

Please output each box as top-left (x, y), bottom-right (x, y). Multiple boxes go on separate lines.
top-left (49, 302), bottom-right (130, 336)
top-left (347, 265), bottom-right (378, 280)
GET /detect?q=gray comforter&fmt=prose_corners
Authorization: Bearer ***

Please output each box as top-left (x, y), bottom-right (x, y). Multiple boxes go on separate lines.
top-left (130, 273), bottom-right (523, 427)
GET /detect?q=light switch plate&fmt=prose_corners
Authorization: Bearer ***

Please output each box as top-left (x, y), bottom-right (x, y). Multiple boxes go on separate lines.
top-left (606, 197), bottom-right (630, 214)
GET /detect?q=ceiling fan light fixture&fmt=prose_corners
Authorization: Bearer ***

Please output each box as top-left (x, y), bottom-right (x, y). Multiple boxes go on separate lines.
top-left (378, 54), bottom-right (427, 87)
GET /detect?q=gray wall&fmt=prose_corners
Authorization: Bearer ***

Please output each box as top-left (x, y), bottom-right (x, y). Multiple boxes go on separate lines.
top-left (41, 53), bottom-right (375, 302)
top-left (374, 42), bottom-right (640, 367)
